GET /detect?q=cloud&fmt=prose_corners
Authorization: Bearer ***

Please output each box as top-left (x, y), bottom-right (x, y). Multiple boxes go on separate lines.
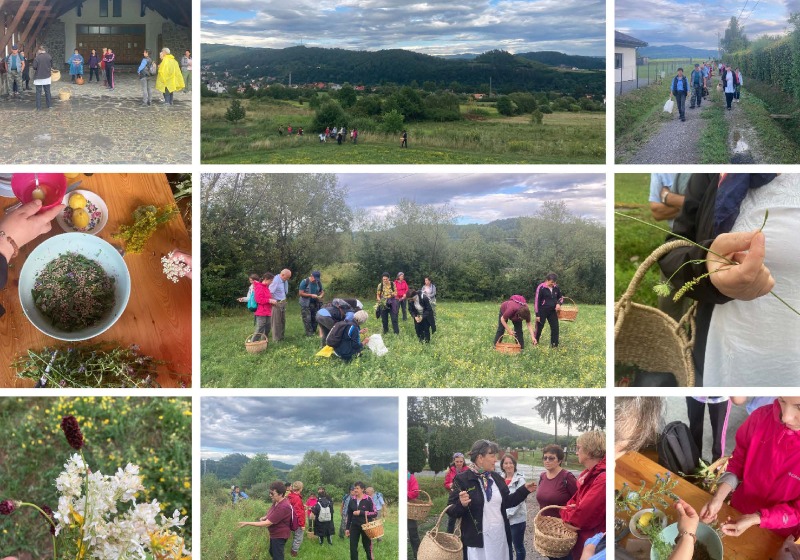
top-left (201, 397), bottom-right (398, 463)
top-left (202, 0), bottom-right (605, 56)
top-left (338, 173), bottom-right (606, 224)
top-left (482, 397), bottom-right (606, 434)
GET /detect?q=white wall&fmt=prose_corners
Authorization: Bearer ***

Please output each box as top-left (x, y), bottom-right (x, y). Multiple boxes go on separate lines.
top-left (615, 47), bottom-right (638, 83)
top-left (58, 0), bottom-right (167, 63)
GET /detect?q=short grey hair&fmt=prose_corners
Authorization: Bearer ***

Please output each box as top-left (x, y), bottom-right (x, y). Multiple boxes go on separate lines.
top-left (161, 48), bottom-right (170, 55)
top-left (468, 439), bottom-right (501, 463)
top-left (615, 397), bottom-right (663, 455)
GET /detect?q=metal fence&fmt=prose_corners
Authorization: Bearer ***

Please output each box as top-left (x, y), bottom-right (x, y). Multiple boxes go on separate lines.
top-left (616, 58), bottom-right (703, 96)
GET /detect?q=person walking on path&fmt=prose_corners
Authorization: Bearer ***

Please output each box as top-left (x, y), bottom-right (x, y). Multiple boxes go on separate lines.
top-left (155, 48), bottom-right (185, 105)
top-left (269, 269), bottom-right (291, 341)
top-left (689, 63), bottom-right (703, 109)
top-left (670, 67), bottom-right (689, 122)
top-left (103, 48), bottom-right (115, 89)
top-left (734, 68), bottom-right (743, 102)
top-left (137, 49), bottom-right (153, 106)
top-left (722, 65), bottom-right (737, 110)
top-left (31, 46), bottom-right (53, 110)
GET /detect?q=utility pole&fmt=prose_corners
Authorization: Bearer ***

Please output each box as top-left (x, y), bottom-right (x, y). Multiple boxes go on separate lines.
top-left (489, 76), bottom-right (492, 96)
top-left (289, 72), bottom-right (292, 87)
top-left (717, 31), bottom-right (721, 60)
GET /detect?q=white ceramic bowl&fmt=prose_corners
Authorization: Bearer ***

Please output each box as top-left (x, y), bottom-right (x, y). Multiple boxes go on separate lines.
top-left (19, 233), bottom-right (131, 341)
top-left (649, 522), bottom-right (723, 560)
top-left (630, 508), bottom-right (668, 539)
top-left (56, 190), bottom-right (109, 235)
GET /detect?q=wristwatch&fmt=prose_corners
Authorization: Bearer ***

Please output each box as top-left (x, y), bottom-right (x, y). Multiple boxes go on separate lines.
top-left (660, 189), bottom-right (671, 205)
top-left (0, 231), bottom-right (19, 259)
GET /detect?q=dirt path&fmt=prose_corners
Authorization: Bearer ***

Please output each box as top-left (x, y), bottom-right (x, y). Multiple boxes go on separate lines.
top-left (628, 94), bottom-right (712, 164)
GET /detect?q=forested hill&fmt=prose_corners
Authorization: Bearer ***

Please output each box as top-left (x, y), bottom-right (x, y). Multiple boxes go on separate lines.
top-left (491, 417), bottom-right (554, 444)
top-left (517, 51), bottom-right (605, 70)
top-left (202, 44), bottom-right (604, 95)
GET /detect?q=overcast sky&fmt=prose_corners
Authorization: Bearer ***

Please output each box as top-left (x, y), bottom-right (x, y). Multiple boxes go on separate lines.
top-left (617, 0), bottom-right (795, 50)
top-left (202, 0), bottom-right (605, 57)
top-left (201, 397), bottom-right (398, 464)
top-left (337, 173), bottom-right (606, 225)
top-left (483, 397), bottom-right (607, 434)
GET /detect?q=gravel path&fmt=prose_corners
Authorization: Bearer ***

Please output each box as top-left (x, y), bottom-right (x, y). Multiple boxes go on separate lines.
top-left (628, 93), bottom-right (712, 164)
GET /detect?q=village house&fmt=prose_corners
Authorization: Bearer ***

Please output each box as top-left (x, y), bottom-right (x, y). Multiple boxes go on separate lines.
top-left (615, 30), bottom-right (648, 84)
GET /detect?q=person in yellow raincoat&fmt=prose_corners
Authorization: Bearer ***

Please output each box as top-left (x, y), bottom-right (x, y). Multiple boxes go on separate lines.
top-left (155, 47), bottom-right (184, 106)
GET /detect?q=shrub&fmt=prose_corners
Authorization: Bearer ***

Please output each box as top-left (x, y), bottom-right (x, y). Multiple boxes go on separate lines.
top-left (496, 96), bottom-right (517, 116)
top-left (530, 110), bottom-right (544, 125)
top-left (539, 104), bottom-right (553, 114)
top-left (312, 100), bottom-right (349, 132)
top-left (225, 99), bottom-right (246, 122)
top-left (381, 109), bottom-right (405, 133)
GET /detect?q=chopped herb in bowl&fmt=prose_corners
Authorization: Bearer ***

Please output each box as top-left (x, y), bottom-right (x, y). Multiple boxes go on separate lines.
top-left (32, 252), bottom-right (116, 331)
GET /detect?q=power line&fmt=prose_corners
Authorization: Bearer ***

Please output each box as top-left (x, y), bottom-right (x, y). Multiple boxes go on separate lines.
top-left (737, 0), bottom-right (750, 22)
top-left (740, 0), bottom-right (761, 24)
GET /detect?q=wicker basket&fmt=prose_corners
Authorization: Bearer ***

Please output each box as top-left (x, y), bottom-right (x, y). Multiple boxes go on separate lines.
top-left (533, 505), bottom-right (578, 558)
top-left (58, 88), bottom-right (72, 100)
top-left (614, 240), bottom-right (697, 387)
top-left (418, 507), bottom-right (462, 560)
top-left (362, 518), bottom-right (384, 540)
top-left (51, 69), bottom-right (61, 82)
top-left (408, 489), bottom-right (433, 521)
top-left (245, 333), bottom-right (268, 354)
top-left (494, 332), bottom-right (522, 354)
top-left (557, 297), bottom-right (579, 321)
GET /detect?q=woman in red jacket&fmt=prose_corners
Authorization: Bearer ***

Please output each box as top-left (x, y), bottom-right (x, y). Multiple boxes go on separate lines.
top-left (287, 481), bottom-right (306, 556)
top-left (560, 431), bottom-right (606, 560)
top-left (253, 272), bottom-right (276, 339)
top-left (444, 452), bottom-right (468, 533)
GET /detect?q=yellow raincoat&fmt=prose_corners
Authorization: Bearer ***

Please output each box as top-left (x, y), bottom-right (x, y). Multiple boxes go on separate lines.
top-left (155, 54), bottom-right (185, 93)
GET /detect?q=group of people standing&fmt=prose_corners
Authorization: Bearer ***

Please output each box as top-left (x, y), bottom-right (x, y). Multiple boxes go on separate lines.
top-left (137, 48), bottom-right (189, 107)
top-left (670, 60), bottom-right (743, 121)
top-left (408, 434), bottom-right (606, 560)
top-left (319, 126), bottom-right (359, 145)
top-left (237, 479), bottom-right (383, 560)
top-left (376, 271), bottom-right (438, 343)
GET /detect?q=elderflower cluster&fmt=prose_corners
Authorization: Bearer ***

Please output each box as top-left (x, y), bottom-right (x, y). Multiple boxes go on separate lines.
top-left (52, 455), bottom-right (190, 559)
top-left (161, 251), bottom-right (192, 283)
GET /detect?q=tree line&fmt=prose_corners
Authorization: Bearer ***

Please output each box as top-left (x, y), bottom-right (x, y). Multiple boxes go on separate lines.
top-left (201, 174), bottom-right (606, 311)
top-left (202, 45), bottom-right (604, 96)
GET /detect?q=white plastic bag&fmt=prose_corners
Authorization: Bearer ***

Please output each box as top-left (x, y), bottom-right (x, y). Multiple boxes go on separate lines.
top-left (663, 98), bottom-right (674, 113)
top-left (366, 334), bottom-right (389, 356)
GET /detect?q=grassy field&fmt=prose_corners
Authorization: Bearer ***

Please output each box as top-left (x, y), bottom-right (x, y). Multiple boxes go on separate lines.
top-left (201, 97), bottom-right (605, 163)
top-left (614, 174), bottom-right (666, 307)
top-left (615, 82), bottom-right (674, 162)
top-left (0, 397), bottom-right (192, 559)
top-left (203, 497), bottom-right (398, 560)
top-left (201, 301), bottom-right (605, 388)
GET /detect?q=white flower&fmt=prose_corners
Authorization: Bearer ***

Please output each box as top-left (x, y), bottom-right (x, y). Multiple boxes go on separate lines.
top-left (161, 251), bottom-right (191, 283)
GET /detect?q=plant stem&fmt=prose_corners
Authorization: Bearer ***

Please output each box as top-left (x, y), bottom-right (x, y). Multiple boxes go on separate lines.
top-left (19, 502), bottom-right (57, 559)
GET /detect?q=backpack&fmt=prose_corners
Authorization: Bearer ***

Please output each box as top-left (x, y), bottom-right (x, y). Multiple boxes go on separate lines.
top-left (326, 321), bottom-right (355, 347)
top-left (318, 500), bottom-right (332, 522)
top-left (289, 502), bottom-right (301, 531)
top-left (247, 289), bottom-right (258, 311)
top-left (148, 58), bottom-right (157, 76)
top-left (657, 421), bottom-right (700, 475)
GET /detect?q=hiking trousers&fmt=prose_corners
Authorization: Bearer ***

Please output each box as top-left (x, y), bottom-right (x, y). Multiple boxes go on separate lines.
top-left (690, 84), bottom-right (702, 108)
top-left (535, 308), bottom-right (559, 347)
top-left (140, 77), bottom-right (151, 104)
top-left (349, 523), bottom-right (374, 560)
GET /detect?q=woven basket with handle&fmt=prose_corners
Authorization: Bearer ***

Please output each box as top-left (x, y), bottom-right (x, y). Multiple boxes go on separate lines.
top-left (362, 516), bottom-right (384, 540)
top-left (557, 297), bottom-right (579, 321)
top-left (533, 505), bottom-right (578, 557)
top-left (408, 489), bottom-right (433, 521)
top-left (418, 506), bottom-right (462, 560)
top-left (614, 240), bottom-right (697, 387)
top-left (245, 333), bottom-right (268, 354)
top-left (494, 332), bottom-right (521, 354)
top-left (51, 69), bottom-right (61, 82)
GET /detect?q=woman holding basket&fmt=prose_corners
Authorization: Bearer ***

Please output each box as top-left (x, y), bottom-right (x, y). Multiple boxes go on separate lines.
top-left (536, 444), bottom-right (578, 560)
top-left (346, 481), bottom-right (378, 560)
top-left (447, 439), bottom-right (537, 560)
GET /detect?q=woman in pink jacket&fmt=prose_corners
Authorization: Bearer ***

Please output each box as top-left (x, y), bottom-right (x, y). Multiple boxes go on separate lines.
top-left (701, 397), bottom-right (800, 538)
top-left (253, 272), bottom-right (276, 339)
top-left (444, 452), bottom-right (468, 533)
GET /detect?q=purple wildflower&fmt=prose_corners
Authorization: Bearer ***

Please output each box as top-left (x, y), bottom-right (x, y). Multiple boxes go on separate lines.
top-left (60, 415), bottom-right (84, 450)
top-left (0, 500), bottom-right (16, 515)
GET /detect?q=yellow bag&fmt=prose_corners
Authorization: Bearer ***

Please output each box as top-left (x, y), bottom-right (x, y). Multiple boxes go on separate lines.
top-left (316, 345), bottom-right (334, 358)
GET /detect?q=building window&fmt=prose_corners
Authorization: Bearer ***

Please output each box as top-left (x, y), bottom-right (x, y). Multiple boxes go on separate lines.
top-left (113, 0), bottom-right (122, 17)
top-left (99, 0), bottom-right (108, 17)
top-left (615, 53), bottom-right (623, 70)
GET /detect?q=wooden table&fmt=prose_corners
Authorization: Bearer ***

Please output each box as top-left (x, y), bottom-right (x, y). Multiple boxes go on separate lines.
top-left (616, 452), bottom-right (785, 559)
top-left (0, 174), bottom-right (192, 387)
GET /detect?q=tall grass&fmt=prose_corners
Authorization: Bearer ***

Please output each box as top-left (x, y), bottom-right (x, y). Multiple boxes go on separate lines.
top-left (615, 82), bottom-right (674, 162)
top-left (203, 496), bottom-right (398, 560)
top-left (201, 301), bottom-right (605, 388)
top-left (201, 98), bottom-right (605, 163)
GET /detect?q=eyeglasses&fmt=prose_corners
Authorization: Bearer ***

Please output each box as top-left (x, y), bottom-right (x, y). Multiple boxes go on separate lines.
top-left (543, 455), bottom-right (558, 461)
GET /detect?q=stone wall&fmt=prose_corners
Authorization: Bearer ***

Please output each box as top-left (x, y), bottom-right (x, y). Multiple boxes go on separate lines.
top-left (161, 23), bottom-right (191, 55)
top-left (40, 21), bottom-right (67, 67)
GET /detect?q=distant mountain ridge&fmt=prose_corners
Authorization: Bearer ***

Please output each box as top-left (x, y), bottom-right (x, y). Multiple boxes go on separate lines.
top-left (201, 44), bottom-right (604, 96)
top-left (517, 51), bottom-right (605, 70)
top-left (638, 44), bottom-right (718, 59)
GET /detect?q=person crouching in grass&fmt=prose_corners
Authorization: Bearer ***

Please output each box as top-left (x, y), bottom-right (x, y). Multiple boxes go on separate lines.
top-left (494, 295), bottom-right (536, 349)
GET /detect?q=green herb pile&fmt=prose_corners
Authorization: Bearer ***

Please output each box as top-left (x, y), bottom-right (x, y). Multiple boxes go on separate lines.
top-left (32, 253), bottom-right (116, 331)
top-left (113, 204), bottom-right (178, 254)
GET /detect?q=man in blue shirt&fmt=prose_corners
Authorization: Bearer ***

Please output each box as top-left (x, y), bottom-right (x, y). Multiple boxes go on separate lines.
top-left (269, 268), bottom-right (291, 342)
top-left (6, 45), bottom-right (24, 97)
top-left (298, 271), bottom-right (324, 336)
top-left (137, 49), bottom-right (153, 106)
top-left (670, 67), bottom-right (689, 122)
top-left (689, 63), bottom-right (703, 109)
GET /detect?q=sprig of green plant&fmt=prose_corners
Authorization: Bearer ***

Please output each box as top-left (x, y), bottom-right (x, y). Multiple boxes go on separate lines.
top-left (639, 520), bottom-right (673, 560)
top-left (616, 210), bottom-right (800, 316)
top-left (615, 472), bottom-right (679, 513)
top-left (450, 479), bottom-right (482, 535)
top-left (113, 204), bottom-right (179, 254)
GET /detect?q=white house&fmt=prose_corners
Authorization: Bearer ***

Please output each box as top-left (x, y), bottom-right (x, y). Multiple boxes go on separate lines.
top-left (615, 31), bottom-right (648, 83)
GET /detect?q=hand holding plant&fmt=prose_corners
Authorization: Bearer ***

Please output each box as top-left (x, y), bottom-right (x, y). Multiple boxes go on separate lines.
top-left (706, 230), bottom-right (774, 300)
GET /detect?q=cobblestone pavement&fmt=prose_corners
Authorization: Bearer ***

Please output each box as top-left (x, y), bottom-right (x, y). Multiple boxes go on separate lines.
top-left (0, 69), bottom-right (192, 164)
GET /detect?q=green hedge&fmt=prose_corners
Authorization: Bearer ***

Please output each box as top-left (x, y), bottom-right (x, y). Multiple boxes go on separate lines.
top-left (730, 32), bottom-right (800, 100)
